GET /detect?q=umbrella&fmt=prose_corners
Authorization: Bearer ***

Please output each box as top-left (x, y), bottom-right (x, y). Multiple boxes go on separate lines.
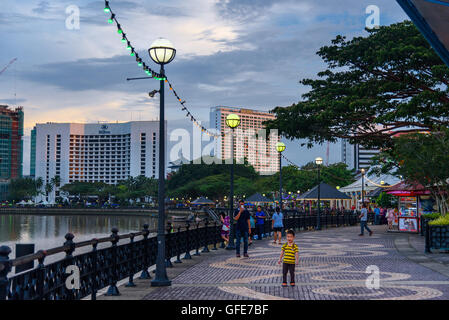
top-left (298, 182), bottom-right (351, 200)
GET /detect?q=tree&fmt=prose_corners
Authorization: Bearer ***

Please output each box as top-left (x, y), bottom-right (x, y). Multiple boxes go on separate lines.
top-left (373, 130), bottom-right (449, 214)
top-left (8, 177), bottom-right (42, 201)
top-left (266, 21), bottom-right (449, 149)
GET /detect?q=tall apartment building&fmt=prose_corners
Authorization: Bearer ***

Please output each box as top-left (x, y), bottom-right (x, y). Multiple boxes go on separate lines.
top-left (210, 106), bottom-right (279, 175)
top-left (0, 105), bottom-right (24, 200)
top-left (31, 121), bottom-right (165, 201)
top-left (341, 138), bottom-right (380, 171)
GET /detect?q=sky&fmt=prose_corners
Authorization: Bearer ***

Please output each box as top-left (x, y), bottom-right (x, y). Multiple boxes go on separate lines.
top-left (0, 0), bottom-right (408, 175)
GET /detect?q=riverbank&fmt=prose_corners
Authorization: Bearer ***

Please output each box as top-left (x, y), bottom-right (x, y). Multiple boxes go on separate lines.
top-left (0, 207), bottom-right (196, 217)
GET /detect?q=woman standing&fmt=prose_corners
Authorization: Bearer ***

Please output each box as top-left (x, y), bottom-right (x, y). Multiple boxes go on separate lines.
top-left (220, 212), bottom-right (230, 244)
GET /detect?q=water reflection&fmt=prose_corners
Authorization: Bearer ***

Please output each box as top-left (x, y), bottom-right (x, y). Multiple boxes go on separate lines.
top-left (0, 214), bottom-right (159, 259)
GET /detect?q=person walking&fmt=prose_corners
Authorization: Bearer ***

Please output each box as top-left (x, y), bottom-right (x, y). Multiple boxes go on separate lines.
top-left (272, 207), bottom-right (284, 244)
top-left (234, 200), bottom-right (251, 258)
top-left (359, 203), bottom-right (373, 236)
top-left (249, 213), bottom-right (256, 246)
top-left (255, 205), bottom-right (266, 240)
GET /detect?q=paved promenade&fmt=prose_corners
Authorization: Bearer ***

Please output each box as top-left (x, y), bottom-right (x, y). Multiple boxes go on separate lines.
top-left (99, 225), bottom-right (449, 300)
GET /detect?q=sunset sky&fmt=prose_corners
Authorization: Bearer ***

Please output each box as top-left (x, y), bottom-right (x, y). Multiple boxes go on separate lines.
top-left (0, 0), bottom-right (408, 174)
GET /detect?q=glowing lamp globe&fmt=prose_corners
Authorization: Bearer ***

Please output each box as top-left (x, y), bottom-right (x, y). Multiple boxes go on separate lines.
top-left (148, 38), bottom-right (176, 65)
top-left (275, 142), bottom-right (286, 153)
top-left (226, 114), bottom-right (240, 129)
top-left (315, 157), bottom-right (323, 165)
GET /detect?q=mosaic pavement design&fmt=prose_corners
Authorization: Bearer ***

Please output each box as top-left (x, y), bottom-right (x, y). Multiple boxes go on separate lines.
top-left (144, 226), bottom-right (449, 300)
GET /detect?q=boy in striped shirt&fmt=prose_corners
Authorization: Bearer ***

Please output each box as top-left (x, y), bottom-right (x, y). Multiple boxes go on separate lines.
top-left (278, 229), bottom-right (299, 287)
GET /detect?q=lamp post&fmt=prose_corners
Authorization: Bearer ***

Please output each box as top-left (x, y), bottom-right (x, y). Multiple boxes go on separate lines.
top-left (276, 142), bottom-right (286, 210)
top-left (225, 114), bottom-right (240, 250)
top-left (315, 157), bottom-right (323, 230)
top-left (360, 169), bottom-right (365, 209)
top-left (148, 38), bottom-right (176, 287)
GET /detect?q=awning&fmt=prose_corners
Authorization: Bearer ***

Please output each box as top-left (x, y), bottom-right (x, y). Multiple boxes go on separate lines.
top-left (397, 0), bottom-right (449, 67)
top-left (385, 181), bottom-right (431, 196)
top-left (191, 197), bottom-right (215, 205)
top-left (298, 182), bottom-right (351, 201)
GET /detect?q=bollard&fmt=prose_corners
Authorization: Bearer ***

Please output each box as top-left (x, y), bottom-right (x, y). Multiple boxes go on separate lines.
top-left (105, 227), bottom-right (120, 296)
top-left (140, 224), bottom-right (151, 279)
top-left (183, 222), bottom-right (192, 260)
top-left (125, 233), bottom-right (136, 287)
top-left (0, 246), bottom-right (12, 300)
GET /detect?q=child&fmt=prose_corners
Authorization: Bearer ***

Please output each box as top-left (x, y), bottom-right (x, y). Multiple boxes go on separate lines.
top-left (278, 229), bottom-right (299, 287)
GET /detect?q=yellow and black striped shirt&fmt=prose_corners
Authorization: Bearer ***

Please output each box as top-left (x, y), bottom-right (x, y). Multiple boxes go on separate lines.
top-left (282, 243), bottom-right (299, 264)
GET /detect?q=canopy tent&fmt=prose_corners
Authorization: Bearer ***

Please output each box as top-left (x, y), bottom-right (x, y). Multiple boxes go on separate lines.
top-left (396, 0), bottom-right (449, 67)
top-left (339, 173), bottom-right (400, 194)
top-left (297, 182), bottom-right (351, 201)
top-left (191, 197), bottom-right (215, 205)
top-left (17, 200), bottom-right (26, 205)
top-left (385, 181), bottom-right (431, 197)
top-left (245, 193), bottom-right (272, 203)
top-left (27, 200), bottom-right (34, 205)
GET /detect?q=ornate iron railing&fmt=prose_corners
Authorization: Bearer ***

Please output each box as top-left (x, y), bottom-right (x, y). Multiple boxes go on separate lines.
top-left (0, 212), bottom-right (360, 300)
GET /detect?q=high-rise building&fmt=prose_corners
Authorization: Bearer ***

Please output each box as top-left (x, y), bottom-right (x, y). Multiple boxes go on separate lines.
top-left (210, 106), bottom-right (279, 175)
top-left (0, 105), bottom-right (24, 200)
top-left (341, 138), bottom-right (380, 171)
top-left (31, 121), bottom-right (165, 202)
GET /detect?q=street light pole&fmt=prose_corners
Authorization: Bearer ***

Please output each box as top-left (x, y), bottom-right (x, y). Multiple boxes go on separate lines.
top-left (279, 153), bottom-right (282, 209)
top-left (315, 157), bottom-right (323, 230)
top-left (148, 38), bottom-right (176, 287)
top-left (361, 168), bottom-right (365, 206)
top-left (225, 114), bottom-right (240, 250)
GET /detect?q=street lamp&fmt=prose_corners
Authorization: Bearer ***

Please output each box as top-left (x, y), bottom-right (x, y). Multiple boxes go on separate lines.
top-left (225, 113), bottom-right (240, 250)
top-left (315, 157), bottom-right (323, 230)
top-left (276, 142), bottom-right (286, 209)
top-left (361, 168), bottom-right (366, 206)
top-left (149, 38), bottom-right (176, 287)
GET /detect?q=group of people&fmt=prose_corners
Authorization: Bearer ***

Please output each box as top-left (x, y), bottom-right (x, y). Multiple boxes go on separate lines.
top-left (219, 201), bottom-right (298, 287)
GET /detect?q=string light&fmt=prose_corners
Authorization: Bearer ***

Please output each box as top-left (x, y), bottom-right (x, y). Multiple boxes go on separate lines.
top-left (104, 0), bottom-right (222, 138)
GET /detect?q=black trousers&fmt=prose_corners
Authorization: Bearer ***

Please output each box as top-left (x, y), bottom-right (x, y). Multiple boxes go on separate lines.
top-left (282, 263), bottom-right (295, 284)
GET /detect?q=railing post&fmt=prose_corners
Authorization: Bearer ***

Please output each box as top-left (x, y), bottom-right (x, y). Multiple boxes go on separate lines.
top-left (63, 233), bottom-right (76, 300)
top-left (202, 219), bottom-right (210, 253)
top-left (194, 222), bottom-right (201, 256)
top-left (125, 233), bottom-right (136, 287)
top-left (0, 246), bottom-right (12, 300)
top-left (425, 223), bottom-right (431, 253)
top-left (165, 224), bottom-right (173, 268)
top-left (91, 239), bottom-right (98, 300)
top-left (105, 227), bottom-right (120, 296)
top-left (183, 222), bottom-right (192, 260)
top-left (212, 222), bottom-right (218, 250)
top-left (140, 224), bottom-right (151, 279)
top-left (36, 250), bottom-right (47, 300)
top-left (175, 226), bottom-right (183, 263)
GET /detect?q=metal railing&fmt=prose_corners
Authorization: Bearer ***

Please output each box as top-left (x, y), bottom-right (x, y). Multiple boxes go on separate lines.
top-left (0, 211), bottom-right (361, 300)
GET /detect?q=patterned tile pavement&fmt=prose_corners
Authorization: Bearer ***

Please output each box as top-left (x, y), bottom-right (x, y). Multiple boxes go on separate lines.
top-left (143, 225), bottom-right (449, 300)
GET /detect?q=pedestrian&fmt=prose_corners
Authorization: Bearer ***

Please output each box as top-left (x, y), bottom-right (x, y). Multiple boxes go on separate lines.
top-left (220, 212), bottom-right (230, 243)
top-left (374, 205), bottom-right (381, 225)
top-left (272, 207), bottom-right (284, 244)
top-left (249, 213), bottom-right (255, 246)
top-left (387, 208), bottom-right (394, 230)
top-left (278, 229), bottom-right (299, 287)
top-left (234, 200), bottom-right (251, 258)
top-left (255, 205), bottom-right (266, 240)
top-left (359, 203), bottom-right (373, 236)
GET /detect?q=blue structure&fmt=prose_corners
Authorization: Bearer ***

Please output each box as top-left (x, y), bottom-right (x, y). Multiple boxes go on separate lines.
top-left (396, 0), bottom-right (449, 67)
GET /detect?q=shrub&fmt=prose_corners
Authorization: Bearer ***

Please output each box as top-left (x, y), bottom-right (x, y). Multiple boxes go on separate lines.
top-left (422, 212), bottom-right (441, 220)
top-left (428, 215), bottom-right (449, 226)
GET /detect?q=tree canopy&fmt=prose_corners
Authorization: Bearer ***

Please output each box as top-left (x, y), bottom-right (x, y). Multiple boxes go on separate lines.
top-left (266, 21), bottom-right (449, 149)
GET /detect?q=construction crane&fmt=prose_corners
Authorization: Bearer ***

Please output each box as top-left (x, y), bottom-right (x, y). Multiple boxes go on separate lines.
top-left (0, 58), bottom-right (17, 76)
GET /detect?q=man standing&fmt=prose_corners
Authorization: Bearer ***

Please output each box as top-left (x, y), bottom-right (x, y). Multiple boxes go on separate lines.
top-left (255, 205), bottom-right (266, 240)
top-left (234, 200), bottom-right (251, 258)
top-left (359, 203), bottom-right (373, 236)
top-left (374, 205), bottom-right (381, 225)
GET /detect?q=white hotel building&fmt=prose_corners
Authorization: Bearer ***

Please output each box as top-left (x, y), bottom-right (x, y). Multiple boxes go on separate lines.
top-left (210, 106), bottom-right (279, 175)
top-left (31, 121), bottom-right (165, 201)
